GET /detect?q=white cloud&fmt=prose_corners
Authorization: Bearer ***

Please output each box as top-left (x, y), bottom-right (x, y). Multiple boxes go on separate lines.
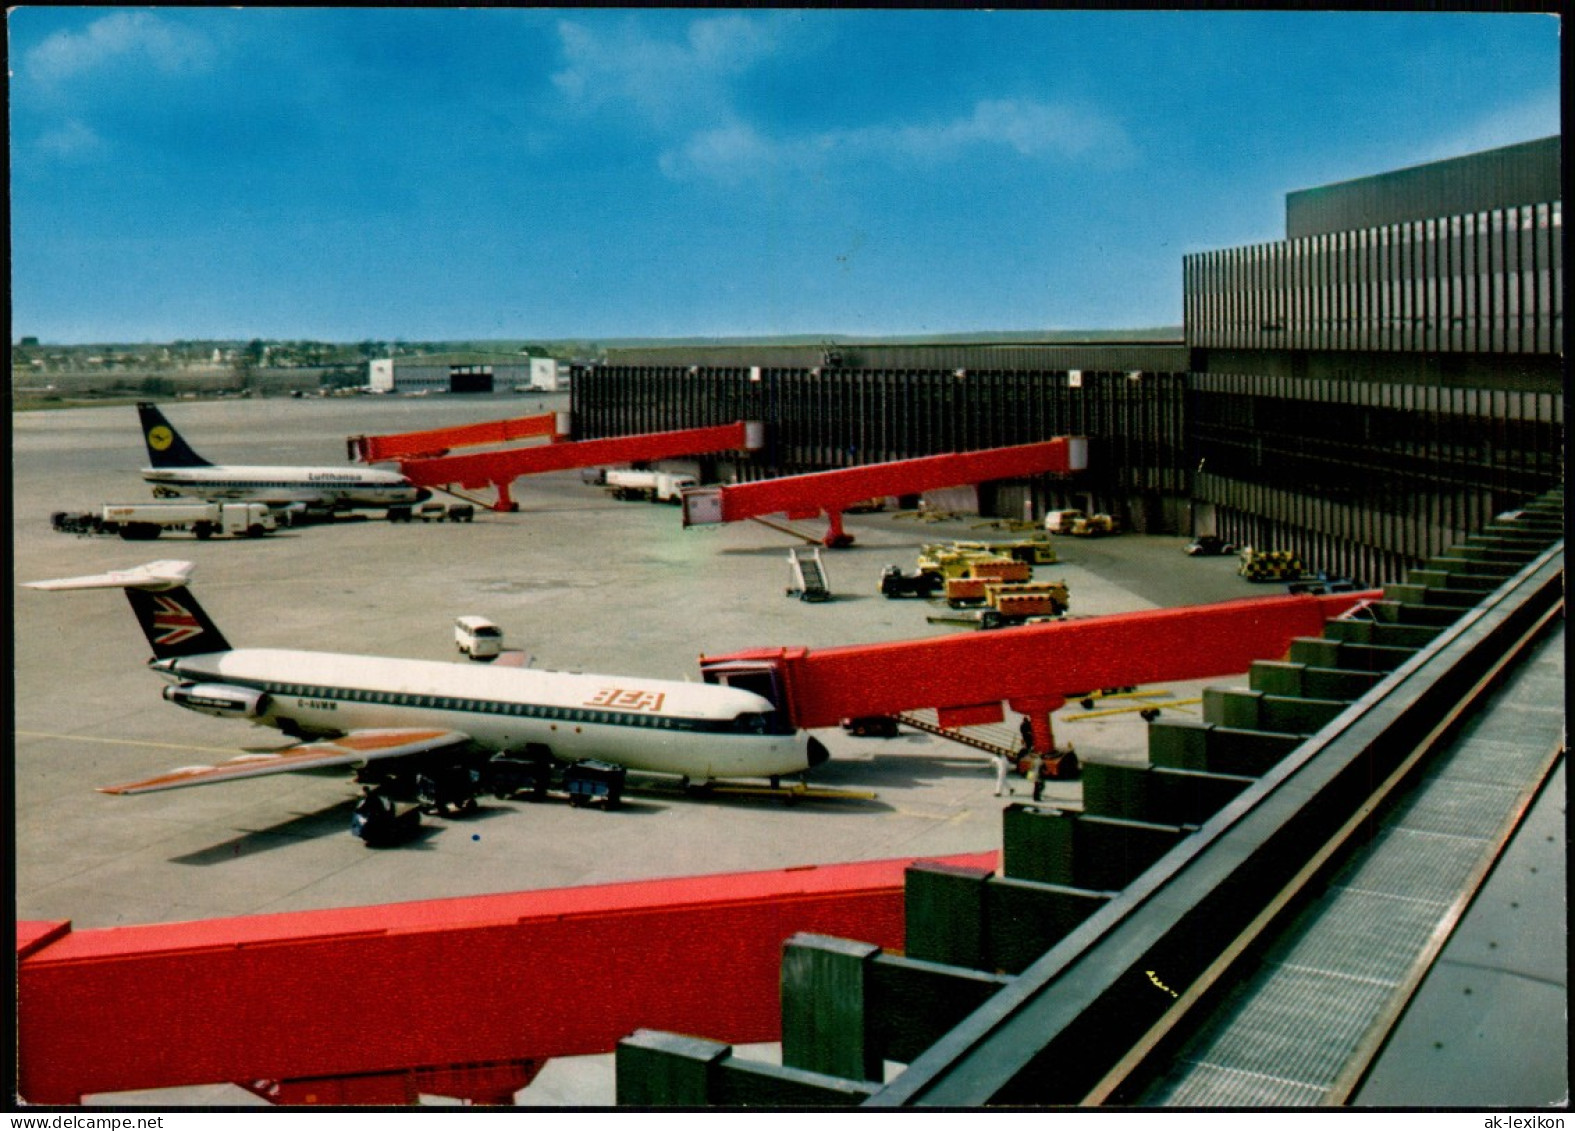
top-left (552, 12), bottom-right (792, 127)
top-left (25, 12), bottom-right (215, 85)
top-left (35, 119), bottom-right (107, 160)
top-left (661, 98), bottom-right (1132, 185)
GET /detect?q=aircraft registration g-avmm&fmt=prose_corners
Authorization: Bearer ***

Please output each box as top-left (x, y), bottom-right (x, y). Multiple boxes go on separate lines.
top-left (137, 400), bottom-right (428, 512)
top-left (24, 561), bottom-right (827, 842)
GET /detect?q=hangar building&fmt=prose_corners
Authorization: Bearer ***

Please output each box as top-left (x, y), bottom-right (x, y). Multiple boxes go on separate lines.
top-left (369, 352), bottom-right (561, 394)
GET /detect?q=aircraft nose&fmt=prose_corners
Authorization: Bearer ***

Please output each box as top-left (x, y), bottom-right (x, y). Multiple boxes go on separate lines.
top-left (412, 487), bottom-right (432, 502)
top-left (806, 736), bottom-right (830, 768)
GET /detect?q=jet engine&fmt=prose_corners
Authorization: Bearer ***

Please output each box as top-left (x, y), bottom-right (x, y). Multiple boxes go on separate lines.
top-left (164, 682), bottom-right (271, 719)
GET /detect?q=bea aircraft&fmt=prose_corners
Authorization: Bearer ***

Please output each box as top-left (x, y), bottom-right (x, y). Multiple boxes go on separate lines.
top-left (137, 401), bottom-right (428, 512)
top-left (24, 561), bottom-right (827, 836)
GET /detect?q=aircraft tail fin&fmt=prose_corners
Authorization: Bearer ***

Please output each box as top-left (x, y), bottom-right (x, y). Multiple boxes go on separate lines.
top-left (23, 560), bottom-right (232, 658)
top-left (138, 401), bottom-right (212, 468)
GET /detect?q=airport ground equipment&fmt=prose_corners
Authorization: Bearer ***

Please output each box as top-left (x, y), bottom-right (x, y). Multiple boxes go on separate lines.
top-left (701, 588), bottom-right (1377, 777)
top-left (947, 537), bottom-right (1058, 564)
top-left (391, 421), bottom-right (760, 512)
top-left (565, 759), bottom-right (626, 808)
top-left (788, 547), bottom-right (832, 602)
top-left (455, 616), bottom-right (504, 660)
top-left (1046, 509), bottom-right (1119, 537)
top-left (15, 850), bottom-right (994, 1105)
top-left (682, 437), bottom-right (1088, 548)
top-left (605, 468), bottom-right (698, 504)
top-left (879, 565), bottom-right (944, 599)
top-left (1184, 535), bottom-right (1235, 557)
top-left (348, 410), bottom-right (563, 463)
top-left (386, 502), bottom-right (475, 523)
top-left (920, 545), bottom-right (1035, 582)
top-left (1238, 547), bottom-right (1305, 582)
top-left (51, 501), bottom-right (276, 540)
top-left (617, 491), bottom-right (1564, 1108)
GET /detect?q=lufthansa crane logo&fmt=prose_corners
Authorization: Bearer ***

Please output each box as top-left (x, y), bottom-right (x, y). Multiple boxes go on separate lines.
top-left (147, 425), bottom-right (175, 452)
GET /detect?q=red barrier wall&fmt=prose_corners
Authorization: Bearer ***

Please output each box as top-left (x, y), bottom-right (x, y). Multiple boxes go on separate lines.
top-left (18, 851), bottom-right (996, 1104)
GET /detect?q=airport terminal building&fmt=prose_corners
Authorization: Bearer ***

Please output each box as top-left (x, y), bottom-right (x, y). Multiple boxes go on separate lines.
top-left (572, 137), bottom-right (1562, 587)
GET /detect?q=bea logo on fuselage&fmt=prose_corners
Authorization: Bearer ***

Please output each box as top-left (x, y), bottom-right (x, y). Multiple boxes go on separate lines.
top-left (148, 425), bottom-right (174, 452)
top-left (584, 688), bottom-right (667, 712)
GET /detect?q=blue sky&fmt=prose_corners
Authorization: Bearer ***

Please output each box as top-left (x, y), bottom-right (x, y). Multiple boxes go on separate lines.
top-left (9, 8), bottom-right (1561, 344)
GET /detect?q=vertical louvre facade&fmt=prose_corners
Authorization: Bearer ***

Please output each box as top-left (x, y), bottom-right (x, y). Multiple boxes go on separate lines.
top-left (1184, 202), bottom-right (1561, 355)
top-left (1188, 374), bottom-right (1562, 585)
top-left (570, 358), bottom-right (1560, 585)
top-left (1184, 139), bottom-right (1562, 587)
top-left (573, 366), bottom-right (1189, 520)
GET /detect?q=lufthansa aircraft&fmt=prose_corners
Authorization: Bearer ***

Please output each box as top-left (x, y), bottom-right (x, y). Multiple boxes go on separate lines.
top-left (23, 561), bottom-right (828, 833)
top-left (137, 401), bottom-right (428, 511)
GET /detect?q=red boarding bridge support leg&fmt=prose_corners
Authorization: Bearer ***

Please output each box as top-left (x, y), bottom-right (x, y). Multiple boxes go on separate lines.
top-left (1009, 694), bottom-right (1075, 778)
top-left (492, 479), bottom-right (518, 513)
top-left (824, 510), bottom-right (851, 549)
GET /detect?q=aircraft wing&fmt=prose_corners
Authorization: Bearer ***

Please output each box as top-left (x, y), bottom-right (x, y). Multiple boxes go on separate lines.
top-left (98, 728), bottom-right (471, 794)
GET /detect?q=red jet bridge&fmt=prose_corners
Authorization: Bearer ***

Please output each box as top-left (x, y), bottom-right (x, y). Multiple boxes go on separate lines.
top-left (348, 411), bottom-right (565, 463)
top-left (358, 419), bottom-right (762, 512)
top-left (701, 589), bottom-right (1379, 774)
top-left (681, 437), bottom-right (1088, 547)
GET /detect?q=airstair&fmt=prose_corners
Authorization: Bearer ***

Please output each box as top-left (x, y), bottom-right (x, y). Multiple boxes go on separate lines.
top-left (787, 547), bottom-right (831, 602)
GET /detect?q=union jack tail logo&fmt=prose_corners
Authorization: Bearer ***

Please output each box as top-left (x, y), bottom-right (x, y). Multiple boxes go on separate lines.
top-left (151, 594), bottom-right (205, 646)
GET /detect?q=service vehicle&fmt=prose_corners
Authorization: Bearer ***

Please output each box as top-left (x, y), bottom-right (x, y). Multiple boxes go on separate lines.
top-left (387, 502), bottom-right (474, 523)
top-left (879, 565), bottom-right (943, 598)
top-left (1046, 509), bottom-right (1120, 537)
top-left (986, 580), bottom-right (1070, 615)
top-left (950, 537), bottom-right (1058, 564)
top-left (967, 556), bottom-right (1032, 582)
top-left (564, 760), bottom-right (626, 809)
top-left (1185, 535), bottom-right (1236, 556)
top-left (454, 616), bottom-right (504, 660)
top-left (1238, 547), bottom-right (1305, 582)
top-left (52, 501), bottom-right (276, 540)
top-left (605, 469), bottom-right (698, 504)
top-left (944, 576), bottom-right (993, 607)
top-left (917, 545), bottom-right (1032, 582)
top-left (1287, 573), bottom-right (1358, 595)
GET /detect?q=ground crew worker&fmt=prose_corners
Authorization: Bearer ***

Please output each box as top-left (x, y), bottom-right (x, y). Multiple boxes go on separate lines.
top-left (993, 752), bottom-right (1011, 796)
top-left (1027, 754), bottom-right (1044, 802)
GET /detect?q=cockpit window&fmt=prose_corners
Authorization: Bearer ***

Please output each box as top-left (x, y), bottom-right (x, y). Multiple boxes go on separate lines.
top-left (732, 711), bottom-right (790, 736)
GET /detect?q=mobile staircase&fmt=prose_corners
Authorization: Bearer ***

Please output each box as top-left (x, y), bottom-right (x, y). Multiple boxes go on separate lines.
top-left (787, 547), bottom-right (832, 602)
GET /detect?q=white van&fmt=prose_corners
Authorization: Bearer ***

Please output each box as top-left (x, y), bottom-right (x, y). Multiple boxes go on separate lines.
top-left (454, 616), bottom-right (504, 660)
